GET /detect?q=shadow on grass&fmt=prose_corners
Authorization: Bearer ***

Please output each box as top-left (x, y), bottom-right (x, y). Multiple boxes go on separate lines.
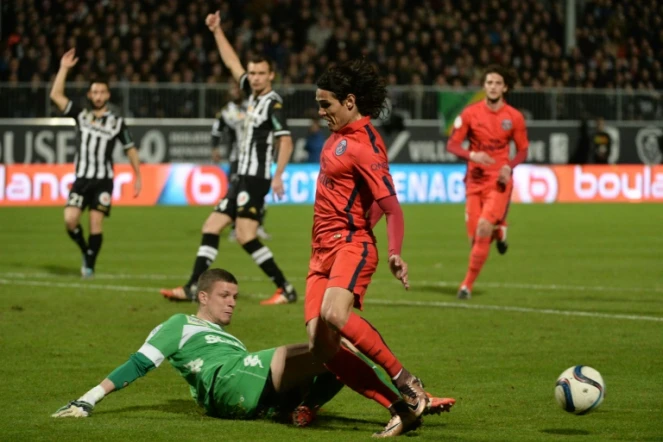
top-left (541, 429), bottom-right (591, 436)
top-left (39, 264), bottom-right (80, 276)
top-left (3, 262), bottom-right (79, 276)
top-left (414, 284), bottom-right (485, 298)
top-left (97, 403), bottom-right (448, 434)
top-left (96, 399), bottom-right (202, 416)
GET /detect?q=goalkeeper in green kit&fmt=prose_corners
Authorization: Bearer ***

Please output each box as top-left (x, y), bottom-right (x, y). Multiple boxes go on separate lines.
top-left (53, 268), bottom-right (453, 433)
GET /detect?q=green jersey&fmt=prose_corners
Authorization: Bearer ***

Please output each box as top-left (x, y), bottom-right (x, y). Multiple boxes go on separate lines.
top-left (137, 314), bottom-right (249, 411)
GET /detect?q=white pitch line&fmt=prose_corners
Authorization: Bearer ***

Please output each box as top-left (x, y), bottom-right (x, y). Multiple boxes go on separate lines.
top-left (0, 271), bottom-right (661, 294)
top-left (1, 278), bottom-right (661, 323)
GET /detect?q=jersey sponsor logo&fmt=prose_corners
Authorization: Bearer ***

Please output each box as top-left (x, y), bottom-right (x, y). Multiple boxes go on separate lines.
top-left (454, 116), bottom-right (463, 129)
top-left (243, 355), bottom-right (263, 368)
top-left (237, 190), bottom-right (250, 206)
top-left (501, 119), bottom-right (513, 130)
top-left (335, 139), bottom-right (347, 156)
top-left (371, 162), bottom-right (389, 171)
top-left (204, 334), bottom-right (243, 347)
top-left (98, 191), bottom-right (111, 206)
top-left (317, 172), bottom-right (335, 190)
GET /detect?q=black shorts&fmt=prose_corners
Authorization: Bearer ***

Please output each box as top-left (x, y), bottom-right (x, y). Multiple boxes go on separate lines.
top-left (66, 178), bottom-right (114, 217)
top-left (214, 176), bottom-right (270, 221)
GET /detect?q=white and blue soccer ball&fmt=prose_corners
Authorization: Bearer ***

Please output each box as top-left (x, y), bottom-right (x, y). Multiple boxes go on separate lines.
top-left (555, 365), bottom-right (605, 415)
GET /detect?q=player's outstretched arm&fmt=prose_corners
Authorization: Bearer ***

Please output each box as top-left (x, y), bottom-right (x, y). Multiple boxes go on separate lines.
top-left (52, 353), bottom-right (156, 418)
top-left (126, 148), bottom-right (142, 198)
top-left (206, 11), bottom-right (246, 82)
top-left (52, 379), bottom-right (115, 418)
top-left (50, 49), bottom-right (78, 112)
top-left (375, 195), bottom-right (410, 290)
top-left (272, 135), bottom-right (293, 199)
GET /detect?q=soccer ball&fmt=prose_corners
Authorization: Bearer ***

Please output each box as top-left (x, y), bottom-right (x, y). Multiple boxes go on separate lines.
top-left (555, 365), bottom-right (605, 415)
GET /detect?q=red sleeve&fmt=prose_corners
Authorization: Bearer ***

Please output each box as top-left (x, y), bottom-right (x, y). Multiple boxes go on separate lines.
top-left (512, 112), bottom-right (529, 152)
top-left (509, 149), bottom-right (528, 168)
top-left (376, 195), bottom-right (404, 256)
top-left (368, 201), bottom-right (384, 228)
top-left (352, 141), bottom-right (397, 202)
top-left (446, 109), bottom-right (472, 161)
top-left (509, 112), bottom-right (529, 168)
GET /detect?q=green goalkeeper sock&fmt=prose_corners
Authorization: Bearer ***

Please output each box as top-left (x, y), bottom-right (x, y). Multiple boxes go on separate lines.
top-left (353, 350), bottom-right (400, 396)
top-left (301, 371), bottom-right (344, 409)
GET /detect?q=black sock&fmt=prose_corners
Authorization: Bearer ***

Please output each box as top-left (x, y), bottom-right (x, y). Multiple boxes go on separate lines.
top-left (186, 233), bottom-right (220, 287)
top-left (241, 238), bottom-right (287, 288)
top-left (67, 224), bottom-right (88, 255)
top-left (86, 233), bottom-right (103, 270)
top-left (259, 207), bottom-right (266, 227)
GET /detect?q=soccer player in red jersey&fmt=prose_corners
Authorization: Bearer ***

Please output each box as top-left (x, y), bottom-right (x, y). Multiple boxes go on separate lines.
top-left (446, 65), bottom-right (529, 299)
top-left (306, 60), bottom-right (454, 437)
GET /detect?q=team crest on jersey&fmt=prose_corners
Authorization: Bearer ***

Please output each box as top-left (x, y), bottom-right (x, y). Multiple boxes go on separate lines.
top-left (501, 119), bottom-right (513, 130)
top-left (335, 139), bottom-right (347, 156)
top-left (98, 192), bottom-right (111, 206)
top-left (237, 191), bottom-right (250, 206)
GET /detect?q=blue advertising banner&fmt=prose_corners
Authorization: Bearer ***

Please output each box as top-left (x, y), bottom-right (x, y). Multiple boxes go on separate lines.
top-left (263, 164), bottom-right (468, 205)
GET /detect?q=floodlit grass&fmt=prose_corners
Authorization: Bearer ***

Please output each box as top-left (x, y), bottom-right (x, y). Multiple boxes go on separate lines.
top-left (1, 204), bottom-right (661, 441)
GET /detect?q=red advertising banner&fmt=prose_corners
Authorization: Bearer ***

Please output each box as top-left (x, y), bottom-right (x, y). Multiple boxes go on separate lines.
top-left (512, 165), bottom-right (663, 203)
top-left (0, 164), bottom-right (229, 206)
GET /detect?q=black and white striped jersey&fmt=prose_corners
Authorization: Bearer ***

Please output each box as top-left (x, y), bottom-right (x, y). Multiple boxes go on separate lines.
top-left (63, 101), bottom-right (135, 179)
top-left (211, 100), bottom-right (247, 177)
top-left (237, 74), bottom-right (290, 179)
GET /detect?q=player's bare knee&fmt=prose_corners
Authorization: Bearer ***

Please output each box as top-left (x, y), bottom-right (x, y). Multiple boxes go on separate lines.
top-left (235, 219), bottom-right (258, 244)
top-left (235, 229), bottom-right (256, 245)
top-left (476, 219), bottom-right (494, 238)
top-left (308, 334), bottom-right (338, 363)
top-left (64, 211), bottom-right (79, 231)
top-left (64, 217), bottom-right (78, 231)
top-left (320, 305), bottom-right (349, 332)
top-left (202, 213), bottom-right (229, 235)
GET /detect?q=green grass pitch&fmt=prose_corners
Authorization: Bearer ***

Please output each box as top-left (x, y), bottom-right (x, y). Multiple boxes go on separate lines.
top-left (0, 203), bottom-right (661, 441)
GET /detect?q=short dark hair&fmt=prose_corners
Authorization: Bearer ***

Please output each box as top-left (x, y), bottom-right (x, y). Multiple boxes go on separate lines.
top-left (197, 268), bottom-right (238, 296)
top-left (247, 54), bottom-right (275, 72)
top-left (316, 59), bottom-right (388, 119)
top-left (88, 77), bottom-right (110, 90)
top-left (481, 65), bottom-right (516, 91)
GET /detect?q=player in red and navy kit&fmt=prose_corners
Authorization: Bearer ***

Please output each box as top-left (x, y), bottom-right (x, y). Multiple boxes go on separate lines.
top-left (446, 65), bottom-right (529, 299)
top-left (306, 60), bottom-right (454, 438)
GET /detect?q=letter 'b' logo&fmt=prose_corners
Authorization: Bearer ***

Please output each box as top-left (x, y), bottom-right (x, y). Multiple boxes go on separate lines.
top-left (512, 165), bottom-right (558, 203)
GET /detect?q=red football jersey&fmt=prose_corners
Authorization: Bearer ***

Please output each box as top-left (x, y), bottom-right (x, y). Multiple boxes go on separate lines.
top-left (312, 116), bottom-right (397, 247)
top-left (448, 101), bottom-right (528, 190)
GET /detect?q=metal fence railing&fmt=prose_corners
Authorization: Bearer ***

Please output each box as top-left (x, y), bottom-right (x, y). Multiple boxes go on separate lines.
top-left (1, 83), bottom-right (661, 121)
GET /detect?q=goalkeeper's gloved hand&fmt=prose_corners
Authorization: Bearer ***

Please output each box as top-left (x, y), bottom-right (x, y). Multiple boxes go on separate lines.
top-left (52, 400), bottom-right (94, 418)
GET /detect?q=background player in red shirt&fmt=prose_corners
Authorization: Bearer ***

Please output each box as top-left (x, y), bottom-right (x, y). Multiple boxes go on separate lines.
top-left (446, 65), bottom-right (529, 299)
top-left (306, 60), bottom-right (454, 437)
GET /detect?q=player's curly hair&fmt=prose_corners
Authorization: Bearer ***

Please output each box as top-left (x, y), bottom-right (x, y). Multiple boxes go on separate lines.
top-left (197, 268), bottom-right (238, 298)
top-left (316, 59), bottom-right (388, 119)
top-left (481, 65), bottom-right (517, 91)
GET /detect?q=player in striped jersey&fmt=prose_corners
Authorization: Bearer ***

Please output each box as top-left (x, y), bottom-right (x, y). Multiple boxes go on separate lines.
top-left (50, 49), bottom-right (142, 278)
top-left (161, 12), bottom-right (296, 304)
top-left (211, 82), bottom-right (271, 242)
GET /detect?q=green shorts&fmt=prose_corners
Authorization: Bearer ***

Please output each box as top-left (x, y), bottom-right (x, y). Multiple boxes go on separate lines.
top-left (210, 348), bottom-right (277, 419)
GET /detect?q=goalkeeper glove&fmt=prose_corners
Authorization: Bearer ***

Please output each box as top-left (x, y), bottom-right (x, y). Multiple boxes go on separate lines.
top-left (52, 400), bottom-right (94, 418)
